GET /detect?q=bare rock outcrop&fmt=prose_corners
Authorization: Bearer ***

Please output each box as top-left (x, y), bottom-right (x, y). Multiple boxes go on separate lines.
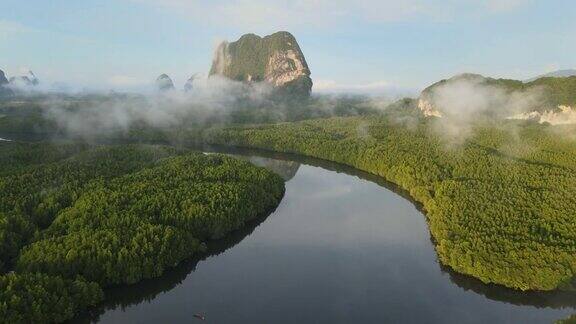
top-left (0, 69), bottom-right (14, 97)
top-left (209, 31), bottom-right (312, 97)
top-left (507, 105), bottom-right (576, 125)
top-left (0, 69), bottom-right (8, 86)
top-left (9, 70), bottom-right (39, 88)
top-left (417, 98), bottom-right (442, 118)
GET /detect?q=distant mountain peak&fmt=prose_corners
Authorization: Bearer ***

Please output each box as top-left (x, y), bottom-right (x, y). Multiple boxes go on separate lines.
top-left (526, 69), bottom-right (576, 82)
top-left (418, 72), bottom-right (576, 123)
top-left (184, 74), bottom-right (198, 92)
top-left (0, 69), bottom-right (14, 97)
top-left (9, 70), bottom-right (39, 87)
top-left (0, 69), bottom-right (8, 86)
top-left (156, 74), bottom-right (175, 92)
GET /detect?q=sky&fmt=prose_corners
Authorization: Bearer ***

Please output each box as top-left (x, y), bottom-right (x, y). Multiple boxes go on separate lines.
top-left (0, 0), bottom-right (574, 94)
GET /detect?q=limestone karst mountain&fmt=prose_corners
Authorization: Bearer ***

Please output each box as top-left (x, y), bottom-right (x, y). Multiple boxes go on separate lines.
top-left (507, 105), bottom-right (576, 125)
top-left (209, 31), bottom-right (312, 97)
top-left (9, 70), bottom-right (39, 88)
top-left (0, 70), bottom-right (8, 86)
top-left (184, 74), bottom-right (198, 92)
top-left (0, 69), bottom-right (12, 97)
top-left (417, 73), bottom-right (576, 123)
top-left (417, 73), bottom-right (506, 117)
top-left (156, 74), bottom-right (175, 92)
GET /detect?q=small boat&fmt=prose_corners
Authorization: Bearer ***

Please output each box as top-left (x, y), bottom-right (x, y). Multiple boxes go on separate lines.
top-left (194, 313), bottom-right (206, 321)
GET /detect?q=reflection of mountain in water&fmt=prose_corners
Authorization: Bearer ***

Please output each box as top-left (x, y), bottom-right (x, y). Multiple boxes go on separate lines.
top-left (203, 145), bottom-right (576, 311)
top-left (239, 156), bottom-right (300, 181)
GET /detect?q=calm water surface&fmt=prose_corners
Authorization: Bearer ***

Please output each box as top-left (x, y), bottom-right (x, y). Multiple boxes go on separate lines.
top-left (58, 149), bottom-right (576, 323)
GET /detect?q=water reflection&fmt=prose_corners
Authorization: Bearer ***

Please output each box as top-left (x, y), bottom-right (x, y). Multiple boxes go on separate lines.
top-left (64, 147), bottom-right (576, 324)
top-left (232, 155), bottom-right (300, 181)
top-left (70, 206), bottom-right (277, 323)
top-left (212, 147), bottom-right (576, 309)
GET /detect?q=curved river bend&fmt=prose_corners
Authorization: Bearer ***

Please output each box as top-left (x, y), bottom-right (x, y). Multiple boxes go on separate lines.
top-left (46, 147), bottom-right (576, 323)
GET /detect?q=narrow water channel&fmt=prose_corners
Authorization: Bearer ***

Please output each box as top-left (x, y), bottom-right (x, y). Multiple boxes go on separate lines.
top-left (67, 148), bottom-right (576, 324)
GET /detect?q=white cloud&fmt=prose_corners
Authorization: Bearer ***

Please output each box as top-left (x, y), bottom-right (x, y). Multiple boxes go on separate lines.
top-left (129, 0), bottom-right (529, 30)
top-left (483, 0), bottom-right (528, 12)
top-left (543, 63), bottom-right (560, 73)
top-left (0, 20), bottom-right (34, 40)
top-left (108, 75), bottom-right (150, 88)
top-left (314, 79), bottom-right (390, 93)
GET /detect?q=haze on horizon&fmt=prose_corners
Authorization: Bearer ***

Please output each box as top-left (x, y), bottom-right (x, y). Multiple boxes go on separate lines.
top-left (0, 0), bottom-right (574, 94)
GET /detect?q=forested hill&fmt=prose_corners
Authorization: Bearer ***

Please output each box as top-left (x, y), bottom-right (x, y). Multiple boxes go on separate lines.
top-left (204, 115), bottom-right (576, 291)
top-left (0, 143), bottom-right (285, 323)
top-left (421, 73), bottom-right (576, 111)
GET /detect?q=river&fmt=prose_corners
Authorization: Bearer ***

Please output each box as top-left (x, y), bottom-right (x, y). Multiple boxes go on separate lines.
top-left (65, 147), bottom-right (576, 324)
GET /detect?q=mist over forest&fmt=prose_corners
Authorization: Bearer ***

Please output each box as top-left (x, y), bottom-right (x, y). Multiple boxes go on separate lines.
top-left (2, 2), bottom-right (576, 323)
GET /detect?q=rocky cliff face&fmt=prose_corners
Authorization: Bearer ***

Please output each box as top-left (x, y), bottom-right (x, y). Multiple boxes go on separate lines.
top-left (417, 98), bottom-right (442, 117)
top-left (417, 73), bottom-right (509, 118)
top-left (417, 73), bottom-right (576, 123)
top-left (0, 69), bottom-right (12, 97)
top-left (9, 70), bottom-right (39, 88)
top-left (507, 105), bottom-right (576, 125)
top-left (209, 31), bottom-right (312, 97)
top-left (156, 74), bottom-right (175, 92)
top-left (0, 70), bottom-right (8, 86)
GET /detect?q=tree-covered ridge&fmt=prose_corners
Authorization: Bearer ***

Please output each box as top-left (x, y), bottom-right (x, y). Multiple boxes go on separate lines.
top-left (0, 144), bottom-right (180, 271)
top-left (531, 76), bottom-right (576, 108)
top-left (0, 141), bottom-right (89, 176)
top-left (0, 273), bottom-right (103, 323)
top-left (0, 143), bottom-right (285, 322)
top-left (421, 73), bottom-right (576, 110)
top-left (205, 116), bottom-right (576, 291)
top-left (17, 153), bottom-right (285, 285)
top-left (421, 73), bottom-right (523, 96)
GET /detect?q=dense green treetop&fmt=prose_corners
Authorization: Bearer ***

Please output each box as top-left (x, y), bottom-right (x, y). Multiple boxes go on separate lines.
top-left (0, 272), bottom-right (103, 323)
top-left (421, 73), bottom-right (576, 111)
top-left (204, 114), bottom-right (576, 291)
top-left (17, 153), bottom-right (284, 285)
top-left (0, 143), bottom-right (285, 322)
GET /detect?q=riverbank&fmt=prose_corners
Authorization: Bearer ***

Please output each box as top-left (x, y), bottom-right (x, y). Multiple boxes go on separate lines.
top-left (0, 143), bottom-right (285, 323)
top-left (73, 150), bottom-right (576, 324)
top-left (203, 116), bottom-right (576, 291)
top-left (4, 117), bottom-right (576, 292)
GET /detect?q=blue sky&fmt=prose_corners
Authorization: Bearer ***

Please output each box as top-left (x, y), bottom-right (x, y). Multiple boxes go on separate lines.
top-left (0, 0), bottom-right (574, 93)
